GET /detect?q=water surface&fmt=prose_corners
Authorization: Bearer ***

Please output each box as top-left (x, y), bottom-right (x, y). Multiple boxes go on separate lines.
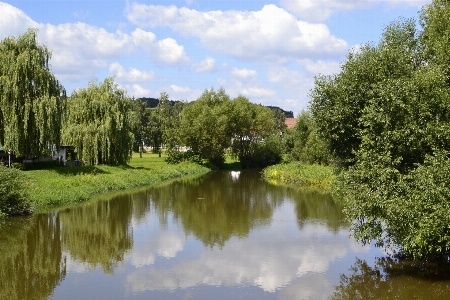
top-left (1, 170), bottom-right (449, 299)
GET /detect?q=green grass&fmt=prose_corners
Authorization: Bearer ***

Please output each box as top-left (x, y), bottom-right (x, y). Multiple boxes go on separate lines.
top-left (26, 152), bottom-right (209, 210)
top-left (261, 162), bottom-right (335, 190)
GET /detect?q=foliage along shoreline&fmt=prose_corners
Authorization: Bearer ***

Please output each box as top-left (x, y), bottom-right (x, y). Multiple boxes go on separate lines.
top-left (309, 1), bottom-right (450, 261)
top-left (0, 153), bottom-right (209, 218)
top-left (261, 163), bottom-right (334, 191)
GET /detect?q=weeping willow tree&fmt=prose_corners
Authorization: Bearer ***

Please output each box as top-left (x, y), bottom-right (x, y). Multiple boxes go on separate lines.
top-left (62, 77), bottom-right (134, 165)
top-left (0, 29), bottom-right (66, 157)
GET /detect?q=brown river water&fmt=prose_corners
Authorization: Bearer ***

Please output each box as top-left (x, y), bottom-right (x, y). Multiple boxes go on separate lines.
top-left (1, 170), bottom-right (450, 299)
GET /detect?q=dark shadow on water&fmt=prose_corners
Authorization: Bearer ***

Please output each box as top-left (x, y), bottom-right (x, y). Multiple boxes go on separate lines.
top-left (331, 256), bottom-right (450, 300)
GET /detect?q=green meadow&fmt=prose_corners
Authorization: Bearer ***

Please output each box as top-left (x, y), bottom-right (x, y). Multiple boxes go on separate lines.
top-left (26, 153), bottom-right (209, 210)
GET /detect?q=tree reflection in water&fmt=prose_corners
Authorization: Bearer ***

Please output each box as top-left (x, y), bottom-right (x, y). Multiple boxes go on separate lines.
top-left (147, 170), bottom-right (284, 248)
top-left (331, 257), bottom-right (450, 300)
top-left (60, 193), bottom-right (134, 274)
top-left (0, 214), bottom-right (66, 300)
top-left (291, 189), bottom-right (348, 232)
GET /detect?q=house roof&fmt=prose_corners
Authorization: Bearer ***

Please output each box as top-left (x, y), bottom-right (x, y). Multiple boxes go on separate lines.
top-left (285, 118), bottom-right (297, 129)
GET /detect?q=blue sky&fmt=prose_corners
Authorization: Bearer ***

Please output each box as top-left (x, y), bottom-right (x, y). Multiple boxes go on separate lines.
top-left (0, 0), bottom-right (430, 114)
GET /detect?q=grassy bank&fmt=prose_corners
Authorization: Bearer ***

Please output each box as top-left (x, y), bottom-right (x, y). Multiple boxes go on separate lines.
top-left (262, 162), bottom-right (334, 190)
top-left (26, 153), bottom-right (209, 210)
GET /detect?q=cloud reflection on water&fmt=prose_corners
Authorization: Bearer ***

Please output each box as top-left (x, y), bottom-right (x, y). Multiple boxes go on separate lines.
top-left (124, 202), bottom-right (369, 295)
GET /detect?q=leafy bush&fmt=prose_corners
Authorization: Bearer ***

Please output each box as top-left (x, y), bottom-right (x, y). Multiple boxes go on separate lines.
top-left (334, 151), bottom-right (450, 260)
top-left (165, 148), bottom-right (185, 164)
top-left (11, 162), bottom-right (24, 170)
top-left (165, 149), bottom-right (203, 165)
top-left (0, 165), bottom-right (31, 217)
top-left (240, 135), bottom-right (283, 168)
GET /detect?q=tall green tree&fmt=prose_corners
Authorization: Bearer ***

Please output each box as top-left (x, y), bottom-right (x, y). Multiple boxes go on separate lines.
top-left (62, 77), bottom-right (134, 165)
top-left (227, 96), bottom-right (281, 168)
top-left (0, 29), bottom-right (66, 157)
top-left (310, 19), bottom-right (419, 168)
top-left (310, 9), bottom-right (450, 260)
top-left (180, 88), bottom-right (231, 166)
top-left (283, 110), bottom-right (329, 164)
top-left (154, 92), bottom-right (171, 157)
top-left (131, 98), bottom-right (151, 158)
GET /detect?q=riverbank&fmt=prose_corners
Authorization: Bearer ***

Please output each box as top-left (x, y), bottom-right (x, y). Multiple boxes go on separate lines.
top-left (26, 153), bottom-right (210, 210)
top-left (262, 162), bottom-right (334, 190)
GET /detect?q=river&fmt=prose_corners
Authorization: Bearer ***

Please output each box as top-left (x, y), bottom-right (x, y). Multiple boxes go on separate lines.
top-left (1, 170), bottom-right (449, 299)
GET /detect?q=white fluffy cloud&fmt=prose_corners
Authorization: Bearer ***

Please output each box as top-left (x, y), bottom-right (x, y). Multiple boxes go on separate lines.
top-left (297, 59), bottom-right (341, 76)
top-left (192, 57), bottom-right (217, 73)
top-left (126, 3), bottom-right (348, 61)
top-left (231, 67), bottom-right (257, 80)
top-left (267, 66), bottom-right (315, 111)
top-left (0, 2), bottom-right (134, 82)
top-left (242, 87), bottom-right (276, 98)
top-left (132, 28), bottom-right (190, 65)
top-left (39, 23), bottom-right (134, 82)
top-left (0, 2), bottom-right (37, 38)
top-left (127, 84), bottom-right (152, 98)
top-left (0, 3), bottom-right (190, 86)
top-left (109, 62), bottom-right (155, 82)
top-left (279, 0), bottom-right (431, 22)
top-left (160, 84), bottom-right (202, 101)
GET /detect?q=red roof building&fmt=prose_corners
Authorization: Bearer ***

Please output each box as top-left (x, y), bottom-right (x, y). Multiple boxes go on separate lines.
top-left (285, 118), bottom-right (297, 129)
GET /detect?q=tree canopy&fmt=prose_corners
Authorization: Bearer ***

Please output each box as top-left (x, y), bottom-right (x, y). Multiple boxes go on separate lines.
top-left (180, 88), bottom-right (231, 166)
top-left (309, 0), bottom-right (450, 260)
top-left (0, 29), bottom-right (66, 157)
top-left (62, 77), bottom-right (134, 165)
top-left (177, 88), bottom-right (282, 167)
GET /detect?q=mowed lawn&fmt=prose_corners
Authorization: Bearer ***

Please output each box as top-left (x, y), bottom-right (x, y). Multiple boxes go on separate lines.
top-left (26, 153), bottom-right (209, 209)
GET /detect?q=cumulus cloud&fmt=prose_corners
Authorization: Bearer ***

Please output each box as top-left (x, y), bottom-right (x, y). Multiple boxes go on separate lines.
top-left (0, 2), bottom-right (37, 39)
top-left (132, 28), bottom-right (190, 65)
top-left (109, 62), bottom-right (155, 82)
top-left (36, 23), bottom-right (133, 82)
top-left (267, 66), bottom-right (304, 85)
top-left (267, 66), bottom-right (315, 112)
top-left (0, 3), bottom-right (135, 82)
top-left (126, 3), bottom-right (348, 61)
top-left (242, 87), bottom-right (276, 98)
top-left (192, 57), bottom-right (217, 73)
top-left (159, 84), bottom-right (202, 101)
top-left (0, 3), bottom-right (190, 84)
top-left (297, 59), bottom-right (341, 76)
top-left (279, 0), bottom-right (431, 22)
top-left (126, 84), bottom-right (151, 98)
top-left (231, 67), bottom-right (257, 80)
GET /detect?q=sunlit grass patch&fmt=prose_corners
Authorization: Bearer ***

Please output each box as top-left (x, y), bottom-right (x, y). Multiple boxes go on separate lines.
top-left (262, 162), bottom-right (334, 190)
top-left (26, 153), bottom-right (209, 210)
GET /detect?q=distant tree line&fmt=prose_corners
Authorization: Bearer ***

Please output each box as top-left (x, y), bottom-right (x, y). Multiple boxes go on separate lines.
top-left (0, 29), bottom-right (289, 170)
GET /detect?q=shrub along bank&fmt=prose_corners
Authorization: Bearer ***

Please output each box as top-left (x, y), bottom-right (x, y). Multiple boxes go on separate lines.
top-left (0, 153), bottom-right (209, 217)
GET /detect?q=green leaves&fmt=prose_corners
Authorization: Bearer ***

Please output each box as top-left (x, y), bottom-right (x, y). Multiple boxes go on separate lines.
top-left (0, 29), bottom-right (66, 157)
top-left (311, 3), bottom-right (450, 260)
top-left (62, 78), bottom-right (134, 165)
top-left (0, 165), bottom-right (30, 217)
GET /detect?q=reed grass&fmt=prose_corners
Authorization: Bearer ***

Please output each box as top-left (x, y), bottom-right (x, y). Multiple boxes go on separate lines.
top-left (262, 162), bottom-right (334, 190)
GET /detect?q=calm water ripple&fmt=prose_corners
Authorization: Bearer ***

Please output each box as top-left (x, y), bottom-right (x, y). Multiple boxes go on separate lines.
top-left (1, 170), bottom-right (449, 299)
